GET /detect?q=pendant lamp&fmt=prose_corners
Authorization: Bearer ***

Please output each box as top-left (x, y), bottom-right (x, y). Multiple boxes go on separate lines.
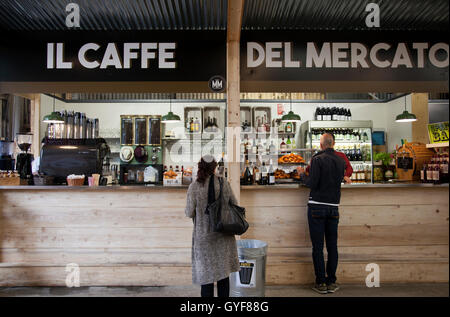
top-left (395, 95), bottom-right (417, 123)
top-left (43, 94), bottom-right (64, 123)
top-left (281, 93), bottom-right (301, 122)
top-left (161, 98), bottom-right (181, 122)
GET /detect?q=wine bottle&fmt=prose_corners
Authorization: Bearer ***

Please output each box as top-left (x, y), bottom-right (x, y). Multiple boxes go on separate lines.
top-left (268, 159), bottom-right (275, 185)
top-left (260, 162), bottom-right (268, 185)
top-left (244, 160), bottom-right (253, 185)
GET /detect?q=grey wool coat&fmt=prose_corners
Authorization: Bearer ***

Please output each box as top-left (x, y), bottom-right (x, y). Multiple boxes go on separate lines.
top-left (185, 175), bottom-right (240, 285)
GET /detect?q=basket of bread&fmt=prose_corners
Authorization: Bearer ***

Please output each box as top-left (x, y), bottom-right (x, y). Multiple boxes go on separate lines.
top-left (278, 153), bottom-right (305, 164)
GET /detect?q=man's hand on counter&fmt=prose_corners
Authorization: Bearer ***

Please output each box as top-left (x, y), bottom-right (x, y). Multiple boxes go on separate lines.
top-left (344, 176), bottom-right (352, 184)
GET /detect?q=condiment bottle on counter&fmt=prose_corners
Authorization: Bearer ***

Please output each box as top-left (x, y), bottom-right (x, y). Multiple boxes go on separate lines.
top-left (421, 164), bottom-right (427, 183)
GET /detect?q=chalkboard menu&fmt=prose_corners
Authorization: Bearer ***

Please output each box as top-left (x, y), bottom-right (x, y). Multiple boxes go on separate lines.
top-left (397, 157), bottom-right (413, 170)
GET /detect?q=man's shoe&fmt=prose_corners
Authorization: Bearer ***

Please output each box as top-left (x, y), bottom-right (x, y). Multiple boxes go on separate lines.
top-left (312, 283), bottom-right (328, 294)
top-left (327, 283), bottom-right (340, 293)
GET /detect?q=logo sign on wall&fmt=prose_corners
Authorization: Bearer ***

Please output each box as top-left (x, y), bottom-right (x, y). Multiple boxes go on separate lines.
top-left (0, 31), bottom-right (226, 83)
top-left (208, 75), bottom-right (226, 93)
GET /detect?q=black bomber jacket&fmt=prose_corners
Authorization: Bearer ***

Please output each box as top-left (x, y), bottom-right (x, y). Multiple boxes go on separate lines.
top-left (305, 148), bottom-right (346, 206)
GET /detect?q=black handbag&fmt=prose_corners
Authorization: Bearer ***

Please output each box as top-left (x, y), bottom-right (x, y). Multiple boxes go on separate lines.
top-left (206, 177), bottom-right (249, 235)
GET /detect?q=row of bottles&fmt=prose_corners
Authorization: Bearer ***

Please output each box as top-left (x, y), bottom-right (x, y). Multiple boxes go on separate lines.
top-left (314, 107), bottom-right (352, 121)
top-left (241, 119), bottom-right (295, 133)
top-left (241, 159), bottom-right (275, 185)
top-left (421, 152), bottom-right (449, 184)
top-left (335, 144), bottom-right (371, 162)
top-left (350, 164), bottom-right (372, 183)
top-left (241, 136), bottom-right (297, 159)
top-left (186, 117), bottom-right (201, 133)
top-left (204, 117), bottom-right (219, 132)
top-left (311, 128), bottom-right (369, 142)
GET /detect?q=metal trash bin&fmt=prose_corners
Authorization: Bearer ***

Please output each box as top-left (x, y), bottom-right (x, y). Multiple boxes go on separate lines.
top-left (230, 239), bottom-right (268, 297)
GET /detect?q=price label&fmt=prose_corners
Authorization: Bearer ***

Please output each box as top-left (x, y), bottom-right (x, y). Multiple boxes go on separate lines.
top-left (428, 122), bottom-right (449, 144)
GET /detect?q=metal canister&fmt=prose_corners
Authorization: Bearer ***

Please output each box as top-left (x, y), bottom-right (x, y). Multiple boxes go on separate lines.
top-left (86, 119), bottom-right (91, 139)
top-left (66, 111), bottom-right (74, 139)
top-left (80, 113), bottom-right (87, 139)
top-left (92, 118), bottom-right (99, 138)
top-left (73, 112), bottom-right (81, 139)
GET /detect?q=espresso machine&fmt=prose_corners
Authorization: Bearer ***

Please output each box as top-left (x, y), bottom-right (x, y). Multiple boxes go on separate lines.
top-left (15, 133), bottom-right (34, 185)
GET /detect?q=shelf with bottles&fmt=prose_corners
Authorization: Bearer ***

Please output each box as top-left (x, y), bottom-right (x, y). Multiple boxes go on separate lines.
top-left (313, 106), bottom-right (353, 121)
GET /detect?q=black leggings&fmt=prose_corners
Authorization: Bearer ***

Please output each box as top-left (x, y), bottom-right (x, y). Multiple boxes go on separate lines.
top-left (201, 277), bottom-right (230, 297)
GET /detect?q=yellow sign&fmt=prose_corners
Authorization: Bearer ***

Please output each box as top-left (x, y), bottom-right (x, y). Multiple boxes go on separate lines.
top-left (428, 122), bottom-right (449, 144)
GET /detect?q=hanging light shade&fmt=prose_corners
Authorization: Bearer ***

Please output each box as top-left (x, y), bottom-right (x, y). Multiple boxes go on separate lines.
top-left (281, 93), bottom-right (301, 122)
top-left (43, 94), bottom-right (64, 123)
top-left (395, 95), bottom-right (417, 123)
top-left (161, 98), bottom-right (181, 122)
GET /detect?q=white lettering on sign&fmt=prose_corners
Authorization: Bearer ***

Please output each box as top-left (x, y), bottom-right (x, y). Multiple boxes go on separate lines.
top-left (78, 43), bottom-right (100, 69)
top-left (306, 42), bottom-right (331, 68)
top-left (429, 43), bottom-right (449, 68)
top-left (46, 42), bottom-right (177, 69)
top-left (246, 42), bottom-right (449, 69)
top-left (65, 3), bottom-right (80, 28)
top-left (365, 3), bottom-right (380, 28)
top-left (370, 42), bottom-right (391, 68)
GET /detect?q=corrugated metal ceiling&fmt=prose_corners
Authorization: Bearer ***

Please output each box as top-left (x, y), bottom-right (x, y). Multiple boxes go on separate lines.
top-left (0, 0), bottom-right (447, 31)
top-left (242, 0), bottom-right (449, 31)
top-left (0, 0), bottom-right (228, 31)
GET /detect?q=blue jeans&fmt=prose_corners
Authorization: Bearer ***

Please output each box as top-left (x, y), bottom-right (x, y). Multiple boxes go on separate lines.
top-left (307, 204), bottom-right (339, 285)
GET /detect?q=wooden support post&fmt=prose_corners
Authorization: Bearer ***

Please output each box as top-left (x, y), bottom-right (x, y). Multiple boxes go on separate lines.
top-left (226, 0), bottom-right (244, 203)
top-left (411, 93), bottom-right (430, 144)
top-left (30, 94), bottom-right (41, 156)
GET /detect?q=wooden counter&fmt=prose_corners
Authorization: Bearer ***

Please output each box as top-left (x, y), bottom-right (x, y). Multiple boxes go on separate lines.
top-left (0, 184), bottom-right (448, 286)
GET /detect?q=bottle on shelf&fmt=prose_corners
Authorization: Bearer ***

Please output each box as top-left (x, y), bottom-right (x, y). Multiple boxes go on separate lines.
top-left (433, 160), bottom-right (441, 184)
top-left (243, 160), bottom-right (253, 185)
top-left (285, 121), bottom-right (293, 133)
top-left (331, 107), bottom-right (337, 121)
top-left (269, 140), bottom-right (277, 155)
top-left (253, 161), bottom-right (261, 184)
top-left (291, 138), bottom-right (296, 150)
top-left (252, 139), bottom-right (257, 156)
top-left (260, 161), bottom-right (268, 185)
top-left (426, 163), bottom-right (434, 184)
top-left (442, 152), bottom-right (449, 183)
top-left (421, 164), bottom-right (427, 183)
top-left (348, 109), bottom-right (352, 121)
top-left (268, 159), bottom-right (275, 185)
top-left (314, 107), bottom-right (320, 121)
top-left (286, 136), bottom-right (292, 150)
top-left (280, 138), bottom-right (287, 153)
top-left (365, 165), bottom-right (371, 183)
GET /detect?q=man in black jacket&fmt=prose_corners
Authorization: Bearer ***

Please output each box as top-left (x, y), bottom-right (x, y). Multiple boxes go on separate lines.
top-left (300, 133), bottom-right (346, 294)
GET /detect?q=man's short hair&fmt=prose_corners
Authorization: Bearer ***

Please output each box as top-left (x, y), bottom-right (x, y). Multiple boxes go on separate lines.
top-left (321, 133), bottom-right (334, 149)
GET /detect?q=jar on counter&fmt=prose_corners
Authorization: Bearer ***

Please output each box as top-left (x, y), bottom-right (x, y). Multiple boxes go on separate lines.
top-left (137, 170), bottom-right (145, 183)
top-left (373, 163), bottom-right (384, 182)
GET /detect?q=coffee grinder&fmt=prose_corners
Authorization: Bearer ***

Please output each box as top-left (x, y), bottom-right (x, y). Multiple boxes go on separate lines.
top-left (15, 133), bottom-right (34, 185)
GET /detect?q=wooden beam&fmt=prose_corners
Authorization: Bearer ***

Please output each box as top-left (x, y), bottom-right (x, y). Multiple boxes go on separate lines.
top-left (29, 94), bottom-right (41, 156)
top-left (226, 0), bottom-right (244, 203)
top-left (227, 0), bottom-right (244, 43)
top-left (411, 93), bottom-right (430, 144)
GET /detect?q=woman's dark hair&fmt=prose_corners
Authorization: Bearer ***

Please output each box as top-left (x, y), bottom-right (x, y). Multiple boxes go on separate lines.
top-left (196, 155), bottom-right (217, 184)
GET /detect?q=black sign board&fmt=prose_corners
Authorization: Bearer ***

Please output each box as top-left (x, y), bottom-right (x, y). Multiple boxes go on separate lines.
top-left (397, 157), bottom-right (414, 170)
top-left (0, 30), bottom-right (226, 82)
top-left (241, 30), bottom-right (449, 83)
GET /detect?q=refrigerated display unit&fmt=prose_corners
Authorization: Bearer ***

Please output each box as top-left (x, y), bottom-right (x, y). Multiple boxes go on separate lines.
top-left (300, 120), bottom-right (374, 184)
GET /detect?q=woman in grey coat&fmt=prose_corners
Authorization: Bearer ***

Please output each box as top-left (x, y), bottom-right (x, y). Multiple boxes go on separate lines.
top-left (185, 155), bottom-right (239, 297)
